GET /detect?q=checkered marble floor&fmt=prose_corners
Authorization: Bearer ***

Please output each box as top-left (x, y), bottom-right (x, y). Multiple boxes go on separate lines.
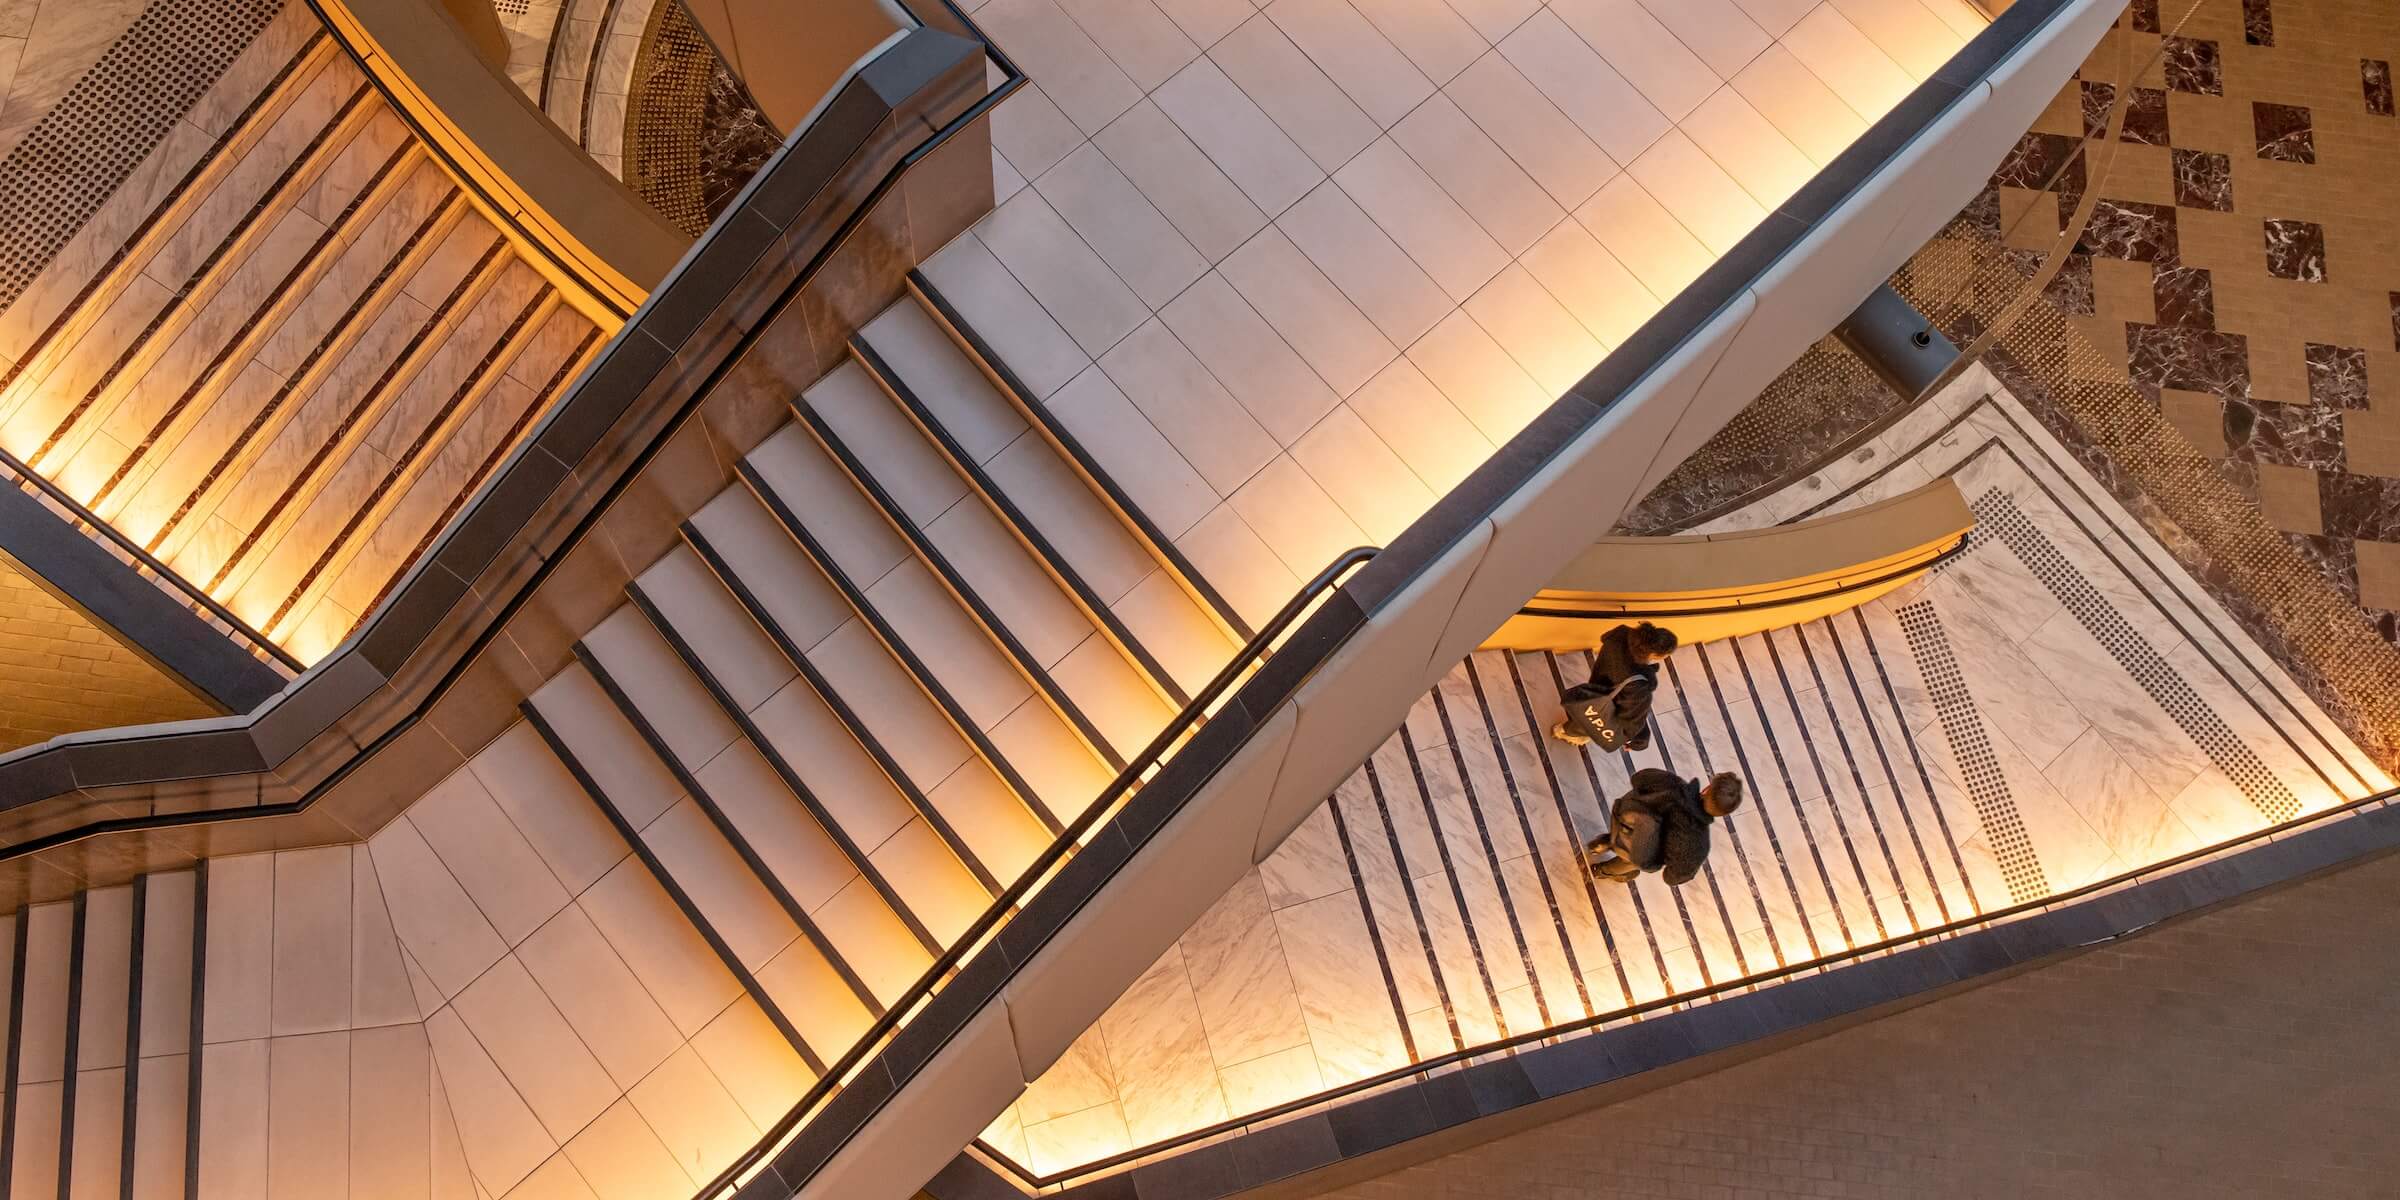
top-left (977, 363), bottom-right (2389, 1185)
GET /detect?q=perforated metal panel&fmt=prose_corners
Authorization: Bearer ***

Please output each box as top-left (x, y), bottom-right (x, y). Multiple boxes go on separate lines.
top-left (0, 0), bottom-right (284, 313)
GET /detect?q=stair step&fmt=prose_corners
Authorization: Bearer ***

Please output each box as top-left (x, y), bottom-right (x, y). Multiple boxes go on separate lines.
top-left (908, 267), bottom-right (1255, 644)
top-left (686, 489), bottom-right (1052, 888)
top-left (529, 668), bottom-right (876, 1070)
top-left (637, 545), bottom-right (990, 944)
top-left (742, 426), bottom-right (1114, 828)
top-left (583, 603), bottom-right (935, 1001)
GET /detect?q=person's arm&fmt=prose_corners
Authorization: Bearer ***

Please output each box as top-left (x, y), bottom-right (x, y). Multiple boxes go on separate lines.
top-left (1661, 820), bottom-right (1709, 886)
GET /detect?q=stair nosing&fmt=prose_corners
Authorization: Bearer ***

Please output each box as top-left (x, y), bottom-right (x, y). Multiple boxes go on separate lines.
top-left (31, 81), bottom-right (386, 479)
top-left (625, 579), bottom-right (948, 957)
top-left (200, 229), bottom-right (514, 598)
top-left (906, 269), bottom-right (1255, 642)
top-left (143, 189), bottom-right (474, 561)
top-left (794, 401), bottom-right (1131, 774)
top-left (117, 875), bottom-right (145, 1200)
top-left (519, 701), bottom-right (828, 1075)
top-left (56, 893), bottom-right (86, 1200)
top-left (680, 519), bottom-right (1012, 896)
top-left (570, 640), bottom-right (888, 1020)
top-left (849, 334), bottom-right (1192, 710)
top-left (738, 457), bottom-right (1069, 837)
top-left (90, 136), bottom-right (431, 518)
top-left (260, 284), bottom-right (560, 638)
top-left (0, 33), bottom-right (340, 433)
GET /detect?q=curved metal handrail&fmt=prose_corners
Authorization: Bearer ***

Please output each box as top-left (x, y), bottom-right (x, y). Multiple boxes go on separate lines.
top-left (990, 777), bottom-right (2400, 1188)
top-left (693, 544), bottom-right (1378, 1199)
top-left (1512, 533), bottom-right (1972, 620)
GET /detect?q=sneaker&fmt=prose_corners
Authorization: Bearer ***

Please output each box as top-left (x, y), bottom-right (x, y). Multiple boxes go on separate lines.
top-left (1550, 721), bottom-right (1590, 747)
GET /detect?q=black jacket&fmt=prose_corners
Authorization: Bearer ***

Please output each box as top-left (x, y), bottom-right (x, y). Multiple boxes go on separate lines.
top-left (1610, 769), bottom-right (1715, 886)
top-left (1590, 625), bottom-right (1656, 693)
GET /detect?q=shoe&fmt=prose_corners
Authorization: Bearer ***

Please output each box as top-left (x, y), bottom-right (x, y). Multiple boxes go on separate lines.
top-left (1551, 721), bottom-right (1590, 747)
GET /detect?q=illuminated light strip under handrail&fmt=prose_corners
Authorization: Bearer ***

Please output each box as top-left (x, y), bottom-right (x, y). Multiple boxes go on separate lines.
top-left (991, 778), bottom-right (2400, 1188)
top-left (0, 443), bottom-right (298, 674)
top-left (1511, 533), bottom-right (1972, 621)
top-left (693, 544), bottom-right (1379, 1199)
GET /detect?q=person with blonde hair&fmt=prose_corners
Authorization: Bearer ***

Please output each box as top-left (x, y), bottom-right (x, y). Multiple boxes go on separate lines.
top-left (1589, 770), bottom-right (1744, 886)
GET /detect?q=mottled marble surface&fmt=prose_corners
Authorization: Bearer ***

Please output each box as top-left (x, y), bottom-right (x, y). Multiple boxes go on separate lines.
top-left (988, 366), bottom-right (2388, 1184)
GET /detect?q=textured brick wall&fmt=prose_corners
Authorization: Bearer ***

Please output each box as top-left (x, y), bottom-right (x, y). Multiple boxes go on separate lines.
top-left (0, 555), bottom-right (212, 753)
top-left (1310, 847), bottom-right (2400, 1199)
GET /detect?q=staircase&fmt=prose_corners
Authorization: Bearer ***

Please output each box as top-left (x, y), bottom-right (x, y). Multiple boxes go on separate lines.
top-left (0, 30), bottom-right (603, 660)
top-left (0, 272), bottom-right (1253, 1196)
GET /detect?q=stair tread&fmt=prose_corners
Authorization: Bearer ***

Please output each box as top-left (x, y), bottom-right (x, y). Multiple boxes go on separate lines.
top-left (805, 361), bottom-right (968, 529)
top-left (134, 872), bottom-right (197, 1060)
top-left (530, 668), bottom-right (684, 829)
top-left (689, 736), bottom-right (869, 918)
top-left (689, 487), bottom-right (855, 653)
top-left (744, 424), bottom-right (908, 588)
top-left (639, 543), bottom-right (797, 712)
top-left (74, 886), bottom-right (135, 1072)
top-left (629, 797), bottom-right (800, 977)
top-left (865, 555), bottom-right (1039, 732)
top-left (861, 299), bottom-right (1027, 465)
top-left (583, 606), bottom-right (742, 772)
top-left (920, 232), bottom-right (1088, 402)
top-left (921, 489), bottom-right (1101, 671)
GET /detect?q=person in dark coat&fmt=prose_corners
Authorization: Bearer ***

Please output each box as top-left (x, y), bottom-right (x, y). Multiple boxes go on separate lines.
top-left (1588, 770), bottom-right (1744, 886)
top-left (1551, 622), bottom-right (1678, 749)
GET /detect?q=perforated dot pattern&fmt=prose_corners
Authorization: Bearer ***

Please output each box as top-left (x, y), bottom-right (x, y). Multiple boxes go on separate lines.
top-left (0, 0), bottom-right (282, 314)
top-left (1973, 488), bottom-right (2302, 822)
top-left (1899, 598), bottom-right (2051, 903)
top-left (494, 0), bottom-right (531, 14)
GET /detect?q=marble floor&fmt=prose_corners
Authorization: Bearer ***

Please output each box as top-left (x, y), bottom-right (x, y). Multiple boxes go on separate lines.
top-left (980, 364), bottom-right (2390, 1185)
top-left (930, 0), bottom-right (1989, 634)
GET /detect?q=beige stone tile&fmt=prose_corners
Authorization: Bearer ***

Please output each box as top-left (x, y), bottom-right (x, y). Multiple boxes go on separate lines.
top-left (1156, 52), bottom-right (1326, 214)
top-left (1100, 318), bottom-right (1280, 493)
top-left (1406, 309), bottom-right (1551, 446)
top-left (1347, 358), bottom-right (1495, 494)
top-left (1519, 217), bottom-right (1660, 349)
top-left (269, 848), bottom-right (351, 1038)
top-left (517, 905), bottom-right (683, 1092)
top-left (575, 864), bottom-right (742, 1040)
top-left (1464, 264), bottom-right (1606, 396)
top-left (978, 0), bottom-right (1142, 133)
top-left (626, 1047), bottom-right (760, 1185)
top-left (1443, 50), bottom-right (1619, 210)
top-left (1731, 44), bottom-right (1869, 166)
top-left (408, 767), bottom-right (573, 947)
top-left (1574, 175), bottom-right (1715, 301)
top-left (689, 997), bottom-right (816, 1129)
top-left (1158, 271), bottom-right (1342, 448)
top-left (351, 1025), bottom-right (433, 1200)
top-left (1334, 139), bottom-right (1509, 304)
top-left (1096, 100), bottom-right (1270, 263)
top-left (1036, 144), bottom-right (1209, 309)
top-left (1208, 13), bottom-right (1378, 173)
top-left (563, 1100), bottom-right (694, 1200)
top-left (1626, 130), bottom-right (1767, 256)
top-left (1055, 0), bottom-right (1199, 89)
top-left (1263, 0), bottom-right (1434, 127)
top-left (2253, 462), bottom-right (2324, 535)
top-left (1221, 226), bottom-right (1397, 397)
top-left (203, 855), bottom-right (274, 1046)
top-left (468, 723), bottom-right (630, 898)
top-left (196, 1041), bottom-right (268, 1200)
top-left (1549, 0), bottom-right (1721, 120)
top-left (367, 819), bottom-right (508, 1003)
top-left (267, 1032), bottom-right (349, 1200)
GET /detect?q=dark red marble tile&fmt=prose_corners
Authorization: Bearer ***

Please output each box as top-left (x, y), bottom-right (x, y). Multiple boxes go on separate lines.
top-left (2131, 0), bottom-right (2161, 33)
top-left (2243, 0), bottom-right (2273, 46)
top-left (2317, 474), bottom-right (2400, 541)
top-left (2164, 37), bottom-right (2224, 95)
top-left (2366, 60), bottom-right (2394, 116)
top-left (2082, 199), bottom-right (2179, 263)
top-left (2081, 83), bottom-right (2166, 143)
top-left (2227, 396), bottom-right (2344, 469)
top-left (2045, 254), bottom-right (2095, 317)
top-left (2265, 219), bottom-right (2327, 281)
top-left (2171, 148), bottom-right (2233, 210)
top-left (2307, 344), bottom-right (2369, 409)
top-left (2127, 324), bottom-right (2251, 401)
top-left (2153, 262), bottom-right (2215, 328)
top-left (2254, 101), bottom-right (2316, 163)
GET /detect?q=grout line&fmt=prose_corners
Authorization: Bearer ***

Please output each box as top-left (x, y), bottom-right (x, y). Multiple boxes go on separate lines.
top-left (1426, 680), bottom-right (1555, 1027)
top-left (1357, 755), bottom-right (1468, 1055)
top-left (1500, 650), bottom-right (1639, 1009)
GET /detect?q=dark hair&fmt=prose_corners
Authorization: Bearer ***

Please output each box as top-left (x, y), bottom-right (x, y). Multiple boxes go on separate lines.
top-left (1702, 773), bottom-right (1744, 816)
top-left (1631, 622), bottom-right (1679, 658)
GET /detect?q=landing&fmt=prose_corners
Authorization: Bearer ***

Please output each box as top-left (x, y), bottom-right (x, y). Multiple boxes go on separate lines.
top-left (981, 364), bottom-right (2387, 1185)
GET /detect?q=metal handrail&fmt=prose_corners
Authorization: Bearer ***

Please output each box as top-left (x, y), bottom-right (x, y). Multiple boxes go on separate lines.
top-left (0, 445), bottom-right (299, 673)
top-left (693, 543), bottom-right (1379, 1199)
top-left (992, 778), bottom-right (2400, 1188)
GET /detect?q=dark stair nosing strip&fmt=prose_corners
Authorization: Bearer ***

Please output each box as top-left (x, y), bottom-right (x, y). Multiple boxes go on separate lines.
top-left (118, 877), bottom-right (146, 1200)
top-left (625, 582), bottom-right (945, 956)
top-left (203, 236), bottom-right (513, 594)
top-left (0, 31), bottom-right (331, 403)
top-left (793, 402), bottom-right (1128, 773)
top-left (56, 894), bottom-right (86, 1200)
top-left (905, 270), bottom-right (1253, 641)
top-left (93, 135), bottom-right (423, 511)
top-left (262, 287), bottom-right (551, 633)
top-left (33, 83), bottom-right (380, 471)
top-left (738, 459), bottom-right (1066, 837)
top-left (148, 189), bottom-right (469, 555)
top-left (519, 703), bottom-right (827, 1074)
top-left (183, 862), bottom-right (206, 1200)
top-left (0, 908), bottom-right (24, 1184)
top-left (681, 522), bottom-right (1008, 895)
top-left (568, 643), bottom-right (883, 1017)
top-left (849, 336), bottom-right (1190, 709)
top-left (570, 643), bottom-right (886, 1018)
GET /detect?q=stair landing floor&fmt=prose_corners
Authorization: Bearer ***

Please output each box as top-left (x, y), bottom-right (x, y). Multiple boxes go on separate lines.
top-left (980, 364), bottom-right (2391, 1184)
